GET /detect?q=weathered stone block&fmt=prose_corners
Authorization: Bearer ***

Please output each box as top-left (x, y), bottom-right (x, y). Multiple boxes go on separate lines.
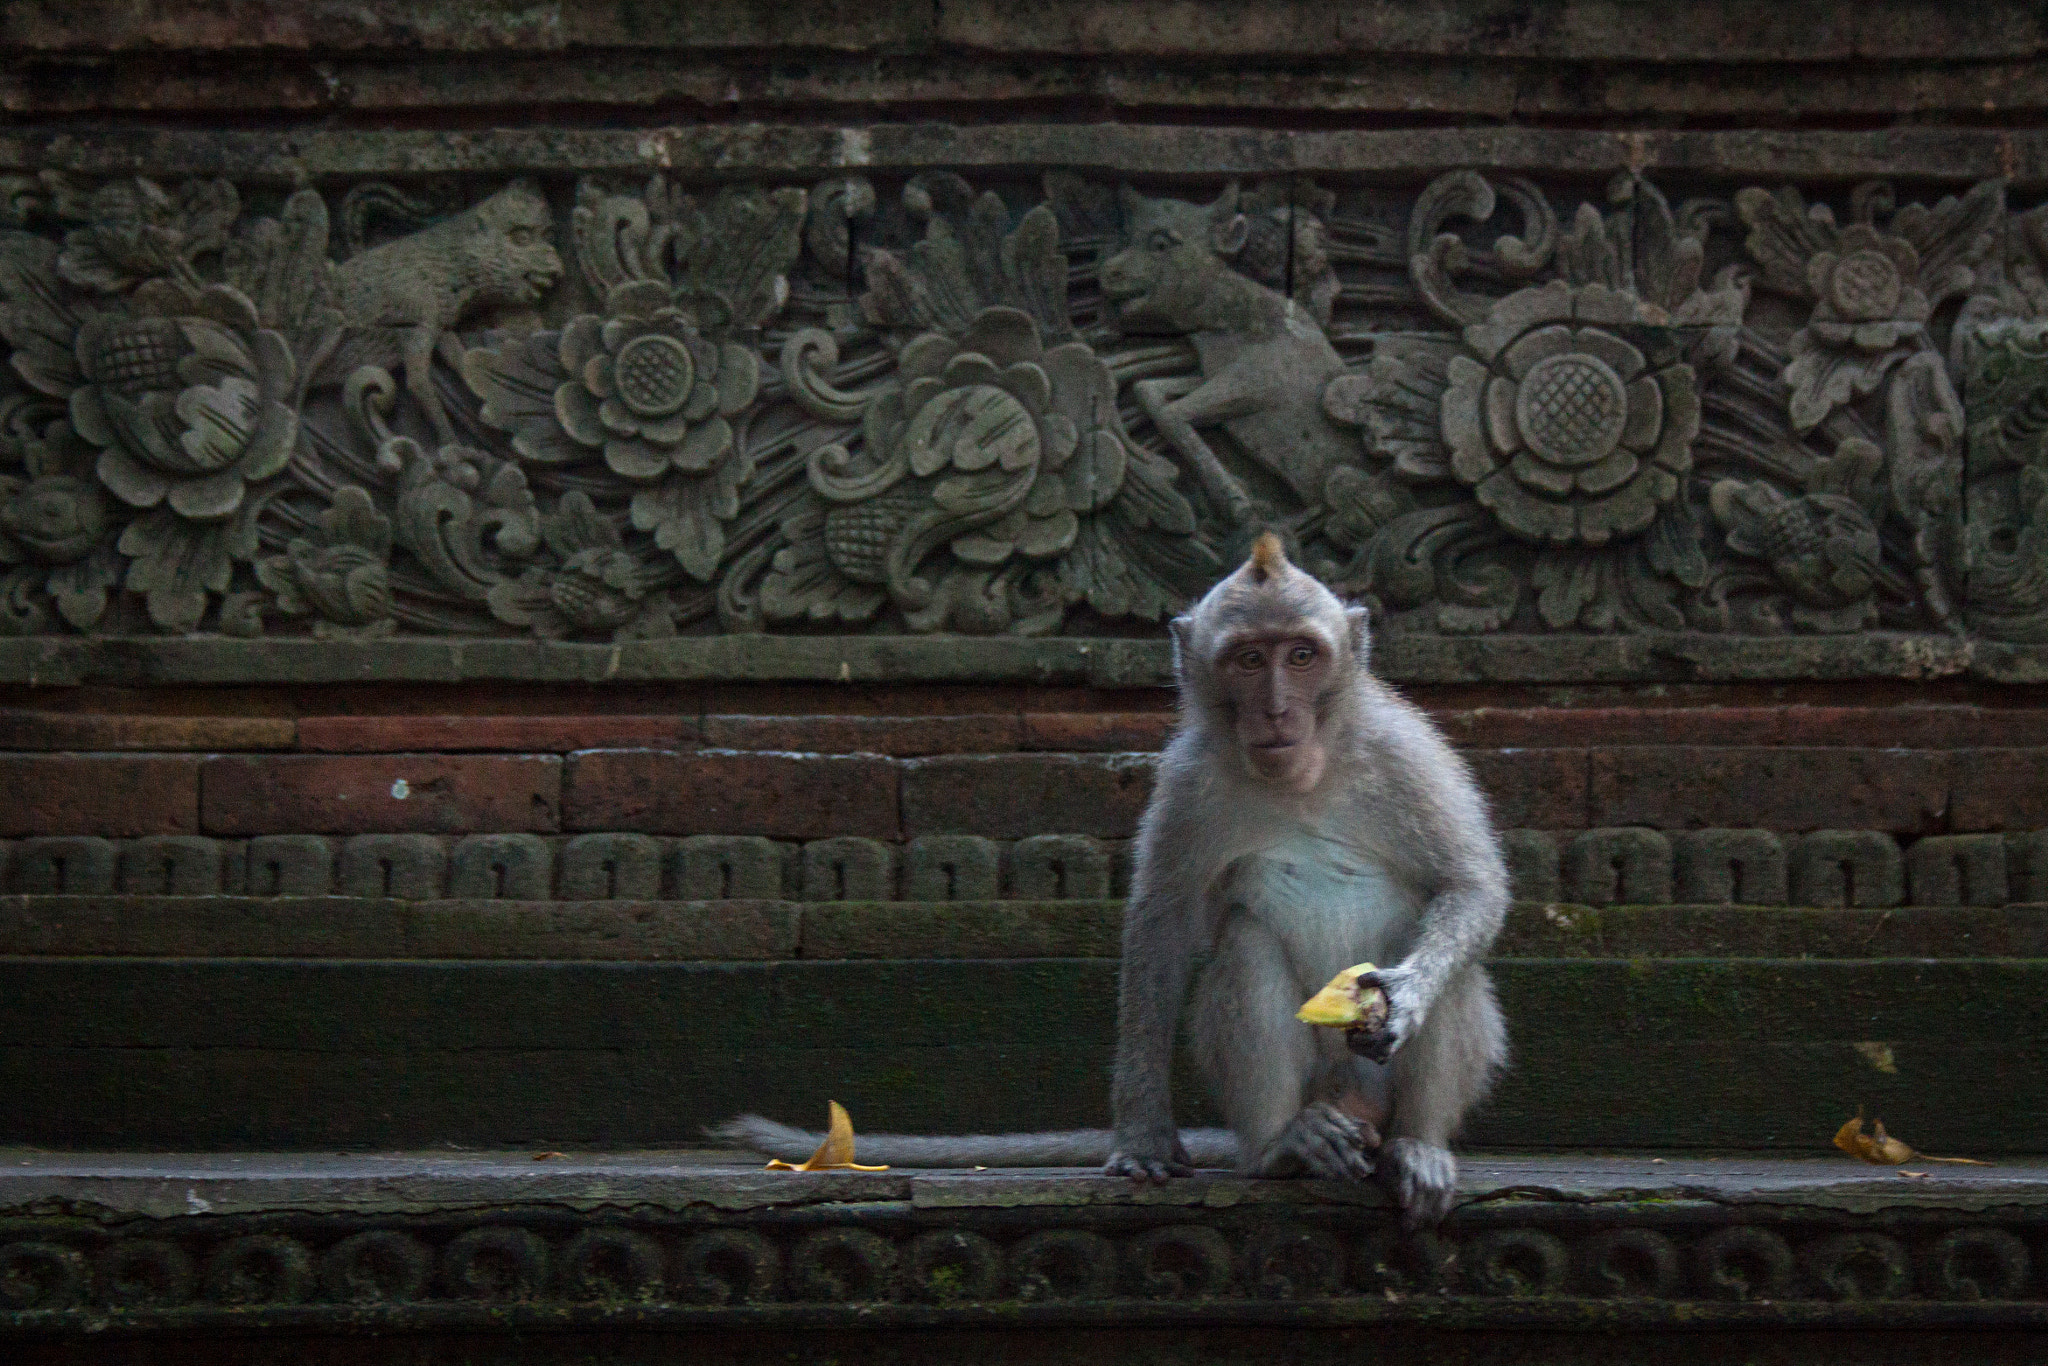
top-left (8, 837), bottom-right (117, 894)
top-left (1562, 829), bottom-right (1673, 905)
top-left (1788, 831), bottom-right (1903, 908)
top-left (1672, 830), bottom-right (1786, 905)
top-left (1906, 835), bottom-right (2010, 907)
top-left (0, 756), bottom-right (200, 838)
top-left (1464, 752), bottom-right (1588, 829)
top-left (558, 833), bottom-right (665, 900)
top-left (1590, 748), bottom-right (1950, 834)
top-left (1009, 835), bottom-right (1111, 900)
top-left (1952, 750), bottom-right (2048, 831)
top-left (449, 834), bottom-right (554, 900)
top-left (118, 836), bottom-right (227, 896)
top-left (901, 755), bottom-right (1154, 839)
top-left (1109, 839), bottom-right (1136, 898)
top-left (903, 836), bottom-right (1000, 901)
top-left (801, 838), bottom-right (897, 902)
top-left (243, 835), bottom-right (336, 896)
top-left (1502, 830), bottom-right (1560, 903)
top-left (339, 835), bottom-right (449, 899)
top-left (202, 755), bottom-right (562, 835)
top-left (566, 751), bottom-right (898, 839)
top-left (672, 836), bottom-right (786, 900)
top-left (2008, 831), bottom-right (2048, 903)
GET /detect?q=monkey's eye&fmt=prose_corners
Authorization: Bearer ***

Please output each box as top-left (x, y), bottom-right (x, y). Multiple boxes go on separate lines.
top-left (1286, 644), bottom-right (1318, 668)
top-left (1233, 647), bottom-right (1265, 671)
top-left (1150, 229), bottom-right (1179, 250)
top-left (510, 228), bottom-right (533, 246)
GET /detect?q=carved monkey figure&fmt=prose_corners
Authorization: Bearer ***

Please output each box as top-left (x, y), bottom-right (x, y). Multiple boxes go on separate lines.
top-left (716, 536), bottom-right (1507, 1224)
top-left (333, 179), bottom-right (564, 443)
top-left (1100, 185), bottom-right (1353, 529)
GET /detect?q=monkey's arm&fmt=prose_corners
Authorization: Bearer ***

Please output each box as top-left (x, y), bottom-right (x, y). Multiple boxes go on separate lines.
top-left (1352, 721), bottom-right (1509, 1063)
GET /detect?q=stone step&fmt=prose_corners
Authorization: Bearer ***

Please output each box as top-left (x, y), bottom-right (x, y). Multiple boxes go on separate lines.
top-left (3, 1153), bottom-right (2046, 1363)
top-left (0, 953), bottom-right (2037, 1152)
top-left (6, 896), bottom-right (2048, 960)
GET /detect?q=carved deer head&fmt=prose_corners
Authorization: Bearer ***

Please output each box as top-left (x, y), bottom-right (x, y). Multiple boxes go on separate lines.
top-left (1100, 183), bottom-right (1250, 333)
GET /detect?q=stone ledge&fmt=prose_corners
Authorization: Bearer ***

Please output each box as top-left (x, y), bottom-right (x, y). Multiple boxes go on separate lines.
top-left (3, 634), bottom-right (2045, 689)
top-left (5, 896), bottom-right (2048, 960)
top-left (17, 123), bottom-right (2048, 186)
top-left (2, 1155), bottom-right (2047, 1334)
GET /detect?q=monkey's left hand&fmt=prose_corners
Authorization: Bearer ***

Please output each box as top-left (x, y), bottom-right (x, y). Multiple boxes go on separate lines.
top-left (1345, 965), bottom-right (1424, 1063)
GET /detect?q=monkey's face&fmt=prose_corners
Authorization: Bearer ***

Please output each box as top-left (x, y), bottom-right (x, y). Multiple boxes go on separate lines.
top-left (1218, 631), bottom-right (1335, 791)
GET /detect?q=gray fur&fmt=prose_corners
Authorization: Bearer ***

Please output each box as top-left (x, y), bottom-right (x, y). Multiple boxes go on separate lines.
top-left (712, 544), bottom-right (1507, 1223)
top-left (1109, 542), bottom-right (1509, 1222)
top-left (708, 1115), bottom-right (1238, 1168)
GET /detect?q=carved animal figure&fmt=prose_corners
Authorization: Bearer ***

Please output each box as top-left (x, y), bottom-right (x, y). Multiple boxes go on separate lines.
top-left (715, 536), bottom-right (1509, 1224)
top-left (333, 179), bottom-right (563, 442)
top-left (1101, 185), bottom-right (1354, 527)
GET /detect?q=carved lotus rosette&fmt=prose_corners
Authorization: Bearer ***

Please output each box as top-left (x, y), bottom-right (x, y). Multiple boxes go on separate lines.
top-left (778, 305), bottom-right (1197, 634)
top-left (1441, 281), bottom-right (1700, 548)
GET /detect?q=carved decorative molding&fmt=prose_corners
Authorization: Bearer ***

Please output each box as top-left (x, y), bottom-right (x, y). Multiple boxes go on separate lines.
top-left (4, 140), bottom-right (2048, 668)
top-left (4, 1197), bottom-right (2046, 1323)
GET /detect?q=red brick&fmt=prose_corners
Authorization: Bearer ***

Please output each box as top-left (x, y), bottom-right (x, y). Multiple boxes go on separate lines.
top-left (1020, 712), bottom-right (1177, 751)
top-left (702, 714), bottom-right (1020, 755)
top-left (564, 750), bottom-right (898, 839)
top-left (1951, 749), bottom-right (2048, 831)
top-left (297, 714), bottom-right (691, 753)
top-left (1590, 747), bottom-right (1950, 833)
top-left (1462, 749), bottom-right (1589, 829)
top-left (901, 754), bottom-right (1156, 838)
top-left (0, 754), bottom-right (200, 836)
top-left (0, 711), bottom-right (296, 751)
top-left (202, 754), bottom-right (562, 834)
top-left (1433, 708), bottom-right (1779, 749)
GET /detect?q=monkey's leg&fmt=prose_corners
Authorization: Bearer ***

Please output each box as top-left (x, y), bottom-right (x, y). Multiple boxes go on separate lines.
top-left (1133, 375), bottom-right (1258, 526)
top-left (1190, 919), bottom-right (1375, 1181)
top-left (1382, 963), bottom-right (1505, 1224)
top-left (403, 324), bottom-right (456, 445)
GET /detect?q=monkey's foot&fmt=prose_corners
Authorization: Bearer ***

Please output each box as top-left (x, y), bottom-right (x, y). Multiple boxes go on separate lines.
top-left (1105, 1134), bottom-right (1194, 1184)
top-left (1380, 1137), bottom-right (1458, 1226)
top-left (1261, 1101), bottom-right (1377, 1180)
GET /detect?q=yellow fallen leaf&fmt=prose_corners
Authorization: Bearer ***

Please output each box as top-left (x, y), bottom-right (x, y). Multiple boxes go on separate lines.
top-left (1296, 962), bottom-right (1389, 1029)
top-left (1832, 1111), bottom-right (1991, 1167)
top-left (764, 1101), bottom-right (890, 1172)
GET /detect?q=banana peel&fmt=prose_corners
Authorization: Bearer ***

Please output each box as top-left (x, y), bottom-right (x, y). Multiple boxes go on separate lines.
top-left (1833, 1110), bottom-right (1989, 1166)
top-left (765, 1101), bottom-right (890, 1172)
top-left (1296, 962), bottom-right (1390, 1031)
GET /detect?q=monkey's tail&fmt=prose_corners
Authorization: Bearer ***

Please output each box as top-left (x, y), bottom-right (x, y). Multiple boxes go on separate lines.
top-left (708, 1115), bottom-right (1239, 1168)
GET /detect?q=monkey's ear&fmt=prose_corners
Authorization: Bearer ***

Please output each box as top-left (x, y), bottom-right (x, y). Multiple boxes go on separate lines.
top-left (1211, 212), bottom-right (1250, 257)
top-left (1345, 605), bottom-right (1372, 667)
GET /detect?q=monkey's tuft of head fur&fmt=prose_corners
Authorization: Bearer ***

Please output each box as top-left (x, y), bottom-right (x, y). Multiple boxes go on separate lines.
top-left (1173, 534), bottom-right (1365, 679)
top-left (1248, 531), bottom-right (1286, 579)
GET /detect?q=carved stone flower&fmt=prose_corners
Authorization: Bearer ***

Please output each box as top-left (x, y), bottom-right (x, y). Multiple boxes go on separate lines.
top-left (1, 474), bottom-right (106, 564)
top-left (553, 282), bottom-right (759, 481)
top-left (817, 306), bottom-right (1118, 586)
top-left (53, 176), bottom-right (239, 294)
top-left (1737, 182), bottom-right (2000, 431)
top-left (71, 283), bottom-right (298, 522)
top-left (1711, 480), bottom-right (1881, 630)
top-left (487, 491), bottom-right (672, 640)
top-left (0, 412), bottom-right (122, 633)
top-left (464, 280), bottom-right (764, 582)
top-left (256, 486), bottom-right (394, 638)
top-left (1441, 281), bottom-right (1700, 546)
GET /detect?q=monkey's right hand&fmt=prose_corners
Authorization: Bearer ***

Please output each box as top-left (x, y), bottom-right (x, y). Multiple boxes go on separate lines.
top-left (1104, 1131), bottom-right (1194, 1184)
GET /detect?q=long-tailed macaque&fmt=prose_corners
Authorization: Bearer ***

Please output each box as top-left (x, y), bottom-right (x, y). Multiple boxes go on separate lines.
top-left (716, 535), bottom-right (1509, 1223)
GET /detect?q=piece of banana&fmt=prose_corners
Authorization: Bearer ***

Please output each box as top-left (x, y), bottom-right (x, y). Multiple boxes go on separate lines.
top-left (1296, 962), bottom-right (1390, 1030)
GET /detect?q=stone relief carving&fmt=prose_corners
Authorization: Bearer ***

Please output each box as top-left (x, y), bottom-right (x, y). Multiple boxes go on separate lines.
top-left (0, 163), bottom-right (2044, 641)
